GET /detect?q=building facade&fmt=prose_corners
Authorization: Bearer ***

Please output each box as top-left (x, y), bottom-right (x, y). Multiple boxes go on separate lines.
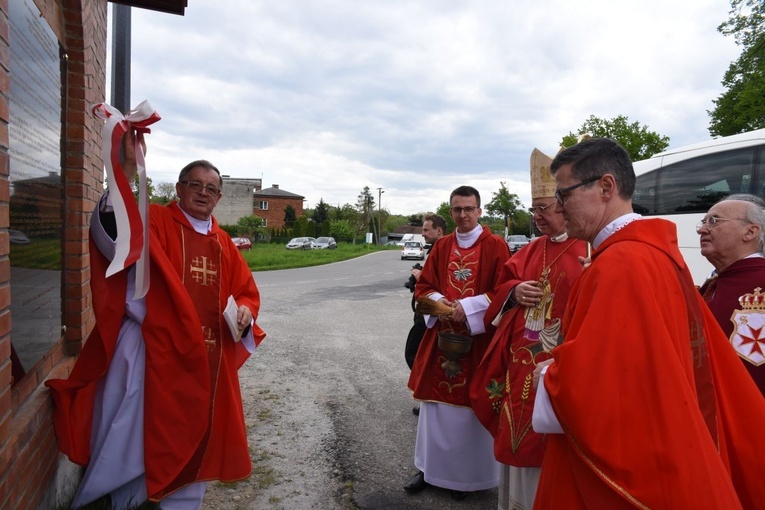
top-left (253, 184), bottom-right (304, 229)
top-left (214, 176), bottom-right (262, 226)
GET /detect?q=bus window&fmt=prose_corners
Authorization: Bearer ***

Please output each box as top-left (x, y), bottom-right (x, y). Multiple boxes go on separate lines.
top-left (633, 169), bottom-right (656, 215)
top-left (655, 148), bottom-right (758, 215)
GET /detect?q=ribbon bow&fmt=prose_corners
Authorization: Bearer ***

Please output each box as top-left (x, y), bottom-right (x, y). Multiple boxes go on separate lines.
top-left (92, 100), bottom-right (161, 299)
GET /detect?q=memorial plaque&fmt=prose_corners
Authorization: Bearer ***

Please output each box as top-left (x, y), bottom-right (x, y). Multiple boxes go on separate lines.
top-left (8, 0), bottom-right (64, 380)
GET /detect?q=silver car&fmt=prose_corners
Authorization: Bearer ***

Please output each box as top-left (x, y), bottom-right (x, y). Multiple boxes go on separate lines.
top-left (286, 237), bottom-right (315, 250)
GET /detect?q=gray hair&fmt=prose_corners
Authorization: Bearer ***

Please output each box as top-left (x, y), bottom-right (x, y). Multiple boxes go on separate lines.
top-left (178, 160), bottom-right (223, 188)
top-left (721, 193), bottom-right (765, 253)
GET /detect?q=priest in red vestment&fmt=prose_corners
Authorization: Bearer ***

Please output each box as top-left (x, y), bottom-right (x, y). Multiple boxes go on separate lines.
top-left (531, 137), bottom-right (765, 510)
top-left (698, 193), bottom-right (765, 396)
top-left (46, 130), bottom-right (266, 508)
top-left (471, 148), bottom-right (586, 510)
top-left (404, 185), bottom-right (511, 501)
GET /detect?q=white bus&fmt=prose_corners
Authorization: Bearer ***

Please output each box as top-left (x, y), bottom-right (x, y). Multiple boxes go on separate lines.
top-left (632, 128), bottom-right (765, 285)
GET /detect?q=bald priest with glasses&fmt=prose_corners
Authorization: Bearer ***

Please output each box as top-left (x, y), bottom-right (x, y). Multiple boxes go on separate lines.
top-left (698, 193), bottom-right (765, 396)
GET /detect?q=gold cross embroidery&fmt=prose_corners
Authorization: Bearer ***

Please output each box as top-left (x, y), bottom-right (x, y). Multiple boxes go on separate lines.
top-left (191, 256), bottom-right (217, 286)
top-left (202, 326), bottom-right (216, 351)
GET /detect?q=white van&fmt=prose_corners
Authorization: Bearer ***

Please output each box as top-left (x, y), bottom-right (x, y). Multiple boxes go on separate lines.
top-left (632, 128), bottom-right (765, 284)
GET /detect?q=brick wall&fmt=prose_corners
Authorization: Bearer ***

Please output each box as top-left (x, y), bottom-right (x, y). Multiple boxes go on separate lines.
top-left (0, 0), bottom-right (107, 508)
top-left (255, 196), bottom-right (304, 230)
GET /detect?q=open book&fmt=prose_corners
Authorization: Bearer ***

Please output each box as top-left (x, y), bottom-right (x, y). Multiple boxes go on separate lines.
top-left (223, 295), bottom-right (246, 342)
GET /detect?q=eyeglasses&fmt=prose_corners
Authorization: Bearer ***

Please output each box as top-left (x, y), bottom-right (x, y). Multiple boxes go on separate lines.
top-left (529, 202), bottom-right (556, 214)
top-left (695, 216), bottom-right (750, 233)
top-left (554, 176), bottom-right (602, 204)
top-left (450, 206), bottom-right (478, 215)
top-left (179, 181), bottom-right (221, 195)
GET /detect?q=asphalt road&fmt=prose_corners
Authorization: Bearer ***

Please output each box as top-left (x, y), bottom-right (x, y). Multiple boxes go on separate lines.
top-left (203, 249), bottom-right (498, 509)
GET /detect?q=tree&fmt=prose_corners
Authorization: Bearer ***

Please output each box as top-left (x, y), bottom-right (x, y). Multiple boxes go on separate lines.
top-left (328, 219), bottom-right (354, 242)
top-left (236, 215), bottom-right (264, 239)
top-left (355, 187), bottom-right (377, 242)
top-left (436, 202), bottom-right (456, 233)
top-left (283, 205), bottom-right (297, 228)
top-left (562, 115), bottom-right (670, 161)
top-left (312, 199), bottom-right (330, 225)
top-left (484, 182), bottom-right (522, 219)
top-left (153, 182), bottom-right (177, 204)
top-left (709, 0), bottom-right (765, 136)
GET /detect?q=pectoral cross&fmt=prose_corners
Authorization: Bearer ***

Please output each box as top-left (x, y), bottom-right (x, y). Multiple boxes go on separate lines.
top-left (191, 256), bottom-right (217, 286)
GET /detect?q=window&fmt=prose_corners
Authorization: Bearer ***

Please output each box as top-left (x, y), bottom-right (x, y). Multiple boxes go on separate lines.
top-left (258, 200), bottom-right (269, 210)
top-left (262, 218), bottom-right (267, 227)
top-left (633, 147), bottom-right (760, 215)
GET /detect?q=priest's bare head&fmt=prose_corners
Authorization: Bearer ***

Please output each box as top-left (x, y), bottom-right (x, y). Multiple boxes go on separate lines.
top-left (699, 194), bottom-right (765, 272)
top-left (176, 160), bottom-right (224, 221)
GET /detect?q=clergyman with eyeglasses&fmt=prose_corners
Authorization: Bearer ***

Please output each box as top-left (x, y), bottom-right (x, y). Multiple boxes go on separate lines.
top-left (528, 137), bottom-right (765, 509)
top-left (470, 148), bottom-right (587, 510)
top-left (404, 185), bottom-right (511, 500)
top-left (698, 193), bottom-right (765, 396)
top-left (47, 130), bottom-right (266, 508)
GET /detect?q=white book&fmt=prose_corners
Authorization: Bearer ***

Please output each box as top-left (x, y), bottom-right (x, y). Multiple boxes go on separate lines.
top-left (223, 295), bottom-right (244, 342)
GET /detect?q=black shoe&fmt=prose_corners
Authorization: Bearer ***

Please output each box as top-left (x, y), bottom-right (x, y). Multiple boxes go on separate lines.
top-left (404, 470), bottom-right (427, 493)
top-left (450, 490), bottom-right (469, 501)
top-left (412, 406), bottom-right (420, 416)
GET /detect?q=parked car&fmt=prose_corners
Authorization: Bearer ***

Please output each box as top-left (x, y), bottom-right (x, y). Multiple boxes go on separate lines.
top-left (311, 236), bottom-right (337, 249)
top-left (286, 237), bottom-right (315, 250)
top-left (506, 235), bottom-right (530, 253)
top-left (401, 241), bottom-right (425, 260)
top-left (231, 237), bottom-right (252, 251)
top-left (8, 229), bottom-right (30, 245)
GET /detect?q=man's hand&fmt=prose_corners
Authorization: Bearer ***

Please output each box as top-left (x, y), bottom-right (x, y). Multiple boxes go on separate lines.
top-left (514, 280), bottom-right (543, 307)
top-left (578, 255), bottom-right (592, 270)
top-left (532, 359), bottom-right (554, 389)
top-left (439, 298), bottom-right (466, 322)
top-left (236, 305), bottom-right (253, 331)
top-left (121, 127), bottom-right (146, 183)
top-left (411, 268), bottom-right (422, 281)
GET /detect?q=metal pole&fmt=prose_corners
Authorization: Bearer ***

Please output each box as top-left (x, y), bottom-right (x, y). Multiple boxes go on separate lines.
top-left (111, 4), bottom-right (132, 113)
top-left (377, 187), bottom-right (384, 245)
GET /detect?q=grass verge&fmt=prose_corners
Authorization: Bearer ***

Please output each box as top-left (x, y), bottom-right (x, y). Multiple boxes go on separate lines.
top-left (242, 243), bottom-right (398, 271)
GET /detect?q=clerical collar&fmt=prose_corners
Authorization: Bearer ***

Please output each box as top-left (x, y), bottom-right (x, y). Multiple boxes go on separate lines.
top-left (593, 213), bottom-right (642, 249)
top-left (455, 225), bottom-right (482, 248)
top-left (550, 232), bottom-right (568, 243)
top-left (179, 207), bottom-right (212, 235)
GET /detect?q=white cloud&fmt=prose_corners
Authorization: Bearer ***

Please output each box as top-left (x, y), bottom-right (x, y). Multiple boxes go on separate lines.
top-left (114, 0), bottom-right (740, 215)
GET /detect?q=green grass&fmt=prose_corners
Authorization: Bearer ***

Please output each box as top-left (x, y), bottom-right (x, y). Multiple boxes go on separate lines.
top-left (242, 243), bottom-right (397, 271)
top-left (9, 237), bottom-right (62, 270)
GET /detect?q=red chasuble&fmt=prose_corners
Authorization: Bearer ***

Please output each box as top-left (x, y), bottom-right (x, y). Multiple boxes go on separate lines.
top-left (534, 219), bottom-right (765, 510)
top-left (699, 257), bottom-right (765, 396)
top-left (47, 201), bottom-right (265, 501)
top-left (470, 236), bottom-right (585, 466)
top-left (408, 227), bottom-right (510, 407)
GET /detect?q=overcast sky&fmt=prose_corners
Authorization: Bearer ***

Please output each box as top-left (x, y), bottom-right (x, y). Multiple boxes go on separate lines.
top-left (113, 0), bottom-right (741, 215)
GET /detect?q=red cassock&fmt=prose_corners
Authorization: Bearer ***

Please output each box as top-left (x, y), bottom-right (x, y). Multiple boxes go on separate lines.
top-left (471, 236), bottom-right (586, 465)
top-left (534, 219), bottom-right (765, 510)
top-left (408, 227), bottom-right (510, 407)
top-left (46, 202), bottom-right (266, 500)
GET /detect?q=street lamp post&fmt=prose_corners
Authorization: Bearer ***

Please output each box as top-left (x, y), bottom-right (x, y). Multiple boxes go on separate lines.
top-left (377, 187), bottom-right (385, 245)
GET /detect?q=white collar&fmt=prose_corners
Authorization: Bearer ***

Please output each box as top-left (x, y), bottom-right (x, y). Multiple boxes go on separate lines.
top-left (549, 232), bottom-right (569, 243)
top-left (179, 206), bottom-right (212, 235)
top-left (593, 213), bottom-right (642, 249)
top-left (455, 225), bottom-right (482, 248)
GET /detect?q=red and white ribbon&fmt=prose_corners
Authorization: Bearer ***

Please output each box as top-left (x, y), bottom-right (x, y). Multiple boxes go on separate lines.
top-left (92, 100), bottom-right (161, 299)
